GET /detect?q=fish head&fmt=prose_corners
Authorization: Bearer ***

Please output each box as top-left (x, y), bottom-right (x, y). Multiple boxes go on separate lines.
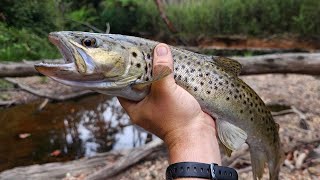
top-left (35, 31), bottom-right (148, 91)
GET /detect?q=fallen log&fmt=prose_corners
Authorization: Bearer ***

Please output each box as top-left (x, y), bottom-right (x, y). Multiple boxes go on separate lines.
top-left (0, 59), bottom-right (63, 77)
top-left (0, 139), bottom-right (164, 180)
top-left (0, 53), bottom-right (320, 77)
top-left (4, 77), bottom-right (95, 101)
top-left (235, 53), bottom-right (320, 75)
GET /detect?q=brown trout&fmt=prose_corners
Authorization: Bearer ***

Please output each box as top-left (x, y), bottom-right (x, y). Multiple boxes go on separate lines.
top-left (35, 31), bottom-right (283, 180)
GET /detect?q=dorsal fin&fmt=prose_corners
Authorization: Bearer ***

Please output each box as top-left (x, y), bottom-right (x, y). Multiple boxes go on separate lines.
top-left (212, 56), bottom-right (242, 76)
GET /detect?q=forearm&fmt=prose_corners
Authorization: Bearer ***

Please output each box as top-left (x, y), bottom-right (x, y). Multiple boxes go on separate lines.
top-left (165, 124), bottom-right (221, 164)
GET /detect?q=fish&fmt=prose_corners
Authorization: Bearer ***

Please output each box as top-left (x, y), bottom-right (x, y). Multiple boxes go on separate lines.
top-left (35, 31), bottom-right (284, 180)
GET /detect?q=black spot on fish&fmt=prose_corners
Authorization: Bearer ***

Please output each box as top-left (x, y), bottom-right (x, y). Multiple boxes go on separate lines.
top-left (146, 77), bottom-right (149, 81)
top-left (219, 82), bottom-right (222, 85)
top-left (132, 52), bottom-right (137, 57)
top-left (231, 83), bottom-right (235, 87)
top-left (185, 55), bottom-right (187, 58)
top-left (209, 81), bottom-right (212, 84)
top-left (242, 85), bottom-right (245, 89)
top-left (250, 102), bottom-right (253, 107)
top-left (250, 117), bottom-right (253, 121)
top-left (214, 86), bottom-right (218, 90)
top-left (130, 62), bottom-right (133, 65)
top-left (191, 69), bottom-right (195, 73)
top-left (147, 53), bottom-right (151, 59)
top-left (145, 66), bottom-right (148, 72)
top-left (121, 46), bottom-right (126, 49)
top-left (187, 61), bottom-right (191, 65)
top-left (234, 95), bottom-right (238, 99)
top-left (136, 63), bottom-right (141, 68)
top-left (206, 91), bottom-right (211, 94)
top-left (240, 110), bottom-right (243, 113)
top-left (199, 73), bottom-right (203, 77)
top-left (198, 68), bottom-right (201, 71)
top-left (185, 69), bottom-right (189, 73)
top-left (194, 87), bottom-right (198, 91)
top-left (175, 67), bottom-right (179, 71)
top-left (229, 91), bottom-right (232, 95)
top-left (197, 62), bottom-right (201, 65)
top-left (235, 89), bottom-right (239, 93)
top-left (226, 97), bottom-right (230, 101)
top-left (243, 101), bottom-right (247, 105)
top-left (178, 75), bottom-right (182, 80)
top-left (239, 95), bottom-right (242, 99)
top-left (249, 110), bottom-right (252, 114)
top-left (206, 72), bottom-right (210, 76)
top-left (184, 77), bottom-right (188, 82)
top-left (200, 82), bottom-right (204, 86)
top-left (174, 74), bottom-right (177, 79)
top-left (225, 80), bottom-right (229, 84)
top-left (191, 78), bottom-right (195, 81)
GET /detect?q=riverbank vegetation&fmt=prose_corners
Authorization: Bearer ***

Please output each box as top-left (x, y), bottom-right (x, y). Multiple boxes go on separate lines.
top-left (0, 0), bottom-right (319, 61)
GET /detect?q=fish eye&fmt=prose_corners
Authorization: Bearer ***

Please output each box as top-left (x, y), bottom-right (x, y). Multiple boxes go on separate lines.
top-left (82, 38), bottom-right (96, 47)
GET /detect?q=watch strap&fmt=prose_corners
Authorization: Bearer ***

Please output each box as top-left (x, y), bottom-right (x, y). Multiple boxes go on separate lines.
top-left (166, 162), bottom-right (238, 180)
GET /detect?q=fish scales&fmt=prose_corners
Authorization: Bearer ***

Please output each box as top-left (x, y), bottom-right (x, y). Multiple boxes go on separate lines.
top-left (35, 32), bottom-right (283, 180)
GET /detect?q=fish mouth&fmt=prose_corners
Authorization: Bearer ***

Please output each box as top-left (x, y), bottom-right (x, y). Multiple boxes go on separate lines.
top-left (34, 32), bottom-right (107, 88)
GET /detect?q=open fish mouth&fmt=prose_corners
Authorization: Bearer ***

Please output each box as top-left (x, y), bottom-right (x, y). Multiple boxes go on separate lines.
top-left (34, 32), bottom-right (108, 88)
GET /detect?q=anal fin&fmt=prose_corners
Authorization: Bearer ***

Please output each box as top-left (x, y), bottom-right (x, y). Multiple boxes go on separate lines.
top-left (216, 119), bottom-right (247, 151)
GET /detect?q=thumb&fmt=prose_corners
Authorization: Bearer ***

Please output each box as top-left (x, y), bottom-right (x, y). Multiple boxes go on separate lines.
top-left (151, 43), bottom-right (176, 92)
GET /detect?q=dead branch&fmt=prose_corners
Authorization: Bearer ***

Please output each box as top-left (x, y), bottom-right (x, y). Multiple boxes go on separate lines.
top-left (87, 139), bottom-right (164, 180)
top-left (272, 106), bottom-right (309, 130)
top-left (0, 59), bottom-right (63, 77)
top-left (0, 140), bottom-right (164, 180)
top-left (4, 77), bottom-right (94, 101)
top-left (154, 0), bottom-right (177, 33)
top-left (235, 53), bottom-right (320, 75)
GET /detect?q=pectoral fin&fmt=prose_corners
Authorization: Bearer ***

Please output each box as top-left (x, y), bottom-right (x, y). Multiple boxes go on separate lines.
top-left (132, 65), bottom-right (172, 91)
top-left (216, 119), bottom-right (247, 151)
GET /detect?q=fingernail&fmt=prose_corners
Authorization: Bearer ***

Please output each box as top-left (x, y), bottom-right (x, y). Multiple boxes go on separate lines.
top-left (156, 46), bottom-right (168, 56)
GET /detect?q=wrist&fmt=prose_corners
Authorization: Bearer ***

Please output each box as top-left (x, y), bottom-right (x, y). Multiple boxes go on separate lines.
top-left (163, 113), bottom-right (221, 165)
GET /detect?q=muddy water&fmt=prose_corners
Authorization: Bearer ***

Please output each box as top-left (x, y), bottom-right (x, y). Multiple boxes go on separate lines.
top-left (0, 95), bottom-right (149, 172)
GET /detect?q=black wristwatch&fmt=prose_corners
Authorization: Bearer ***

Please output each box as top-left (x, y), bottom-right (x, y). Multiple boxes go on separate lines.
top-left (166, 162), bottom-right (238, 180)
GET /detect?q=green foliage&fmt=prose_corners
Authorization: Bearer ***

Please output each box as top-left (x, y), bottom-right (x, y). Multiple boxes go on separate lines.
top-left (0, 23), bottom-right (59, 61)
top-left (162, 0), bottom-right (320, 39)
top-left (0, 0), bottom-right (320, 61)
top-left (0, 0), bottom-right (61, 35)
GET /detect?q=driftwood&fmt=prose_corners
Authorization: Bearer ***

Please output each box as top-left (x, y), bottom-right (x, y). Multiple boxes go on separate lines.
top-left (0, 59), bottom-right (63, 77)
top-left (235, 53), bottom-right (320, 75)
top-left (0, 139), bottom-right (164, 180)
top-left (1, 53), bottom-right (320, 77)
top-left (87, 139), bottom-right (163, 180)
top-left (4, 77), bottom-right (95, 101)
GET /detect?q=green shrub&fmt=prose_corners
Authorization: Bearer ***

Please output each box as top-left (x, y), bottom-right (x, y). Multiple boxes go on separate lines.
top-left (0, 23), bottom-right (59, 61)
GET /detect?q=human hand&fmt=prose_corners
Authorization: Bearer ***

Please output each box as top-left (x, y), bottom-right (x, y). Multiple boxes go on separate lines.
top-left (118, 43), bottom-right (221, 164)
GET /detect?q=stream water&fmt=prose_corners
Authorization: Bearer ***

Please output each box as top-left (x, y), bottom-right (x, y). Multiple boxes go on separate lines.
top-left (0, 95), bottom-right (149, 172)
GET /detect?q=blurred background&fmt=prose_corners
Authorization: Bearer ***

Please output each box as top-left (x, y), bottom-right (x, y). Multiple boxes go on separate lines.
top-left (0, 0), bottom-right (320, 179)
top-left (0, 0), bottom-right (319, 61)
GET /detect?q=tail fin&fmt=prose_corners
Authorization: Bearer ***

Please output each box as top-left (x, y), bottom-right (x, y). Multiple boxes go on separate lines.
top-left (249, 148), bottom-right (267, 180)
top-left (268, 149), bottom-right (285, 180)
